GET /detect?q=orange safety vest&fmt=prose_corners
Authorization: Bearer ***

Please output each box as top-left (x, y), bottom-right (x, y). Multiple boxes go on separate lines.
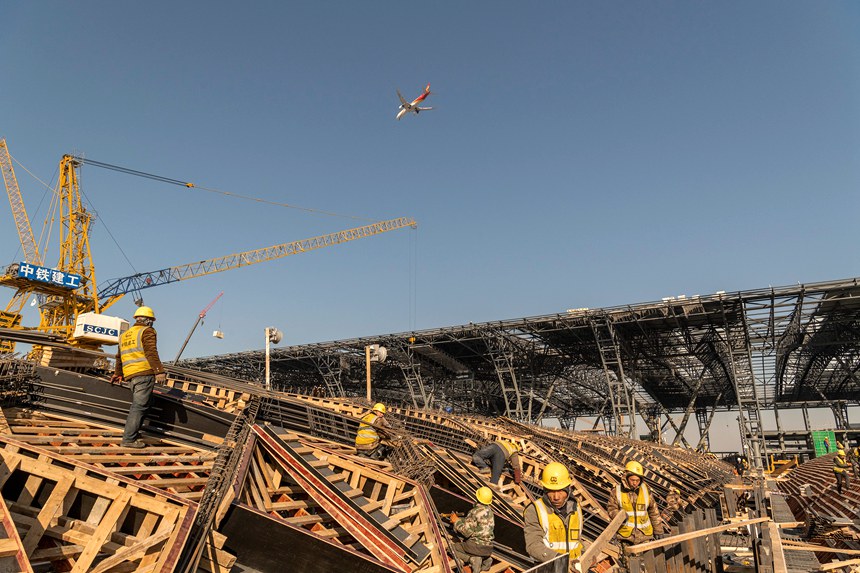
top-left (119, 325), bottom-right (152, 378)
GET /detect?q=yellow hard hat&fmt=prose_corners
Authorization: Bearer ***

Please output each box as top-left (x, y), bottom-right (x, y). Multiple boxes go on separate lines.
top-left (372, 403), bottom-right (386, 414)
top-left (475, 486), bottom-right (493, 505)
top-left (670, 486), bottom-right (680, 494)
top-left (133, 306), bottom-right (155, 319)
top-left (837, 449), bottom-right (846, 457)
top-left (540, 462), bottom-right (572, 490)
top-left (625, 461), bottom-right (644, 477)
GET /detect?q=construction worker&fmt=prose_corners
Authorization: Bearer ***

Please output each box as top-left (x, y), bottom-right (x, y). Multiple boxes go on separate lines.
top-left (850, 443), bottom-right (860, 477)
top-left (607, 461), bottom-right (664, 572)
top-left (355, 403), bottom-right (394, 459)
top-left (523, 462), bottom-right (586, 571)
top-left (833, 449), bottom-right (849, 494)
top-left (662, 486), bottom-right (682, 526)
top-left (471, 439), bottom-right (523, 487)
top-left (111, 306), bottom-right (166, 449)
top-left (449, 487), bottom-right (495, 572)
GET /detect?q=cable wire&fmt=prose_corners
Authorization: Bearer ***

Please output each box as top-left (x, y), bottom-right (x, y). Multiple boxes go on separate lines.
top-left (75, 157), bottom-right (377, 222)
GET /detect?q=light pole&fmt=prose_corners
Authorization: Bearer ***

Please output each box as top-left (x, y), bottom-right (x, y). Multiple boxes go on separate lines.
top-left (265, 327), bottom-right (283, 390)
top-left (365, 344), bottom-right (387, 401)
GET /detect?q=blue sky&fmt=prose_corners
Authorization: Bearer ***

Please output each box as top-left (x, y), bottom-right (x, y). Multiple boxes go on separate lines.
top-left (2, 2), bottom-right (859, 376)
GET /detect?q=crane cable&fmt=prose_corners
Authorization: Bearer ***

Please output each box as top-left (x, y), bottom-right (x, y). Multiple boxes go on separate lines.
top-left (74, 157), bottom-right (377, 222)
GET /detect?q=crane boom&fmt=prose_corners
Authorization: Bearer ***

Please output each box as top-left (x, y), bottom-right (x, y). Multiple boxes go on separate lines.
top-left (0, 139), bottom-right (42, 266)
top-left (97, 217), bottom-right (417, 308)
top-left (174, 291), bottom-right (224, 362)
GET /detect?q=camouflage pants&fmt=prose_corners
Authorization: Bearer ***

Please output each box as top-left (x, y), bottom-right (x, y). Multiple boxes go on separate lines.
top-left (452, 540), bottom-right (492, 572)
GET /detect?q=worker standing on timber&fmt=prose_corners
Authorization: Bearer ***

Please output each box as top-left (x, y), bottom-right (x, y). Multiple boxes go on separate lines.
top-left (523, 462), bottom-right (586, 571)
top-left (834, 449), bottom-right (849, 494)
top-left (111, 306), bottom-right (166, 449)
top-left (471, 439), bottom-right (523, 487)
top-left (449, 487), bottom-right (495, 572)
top-left (355, 403), bottom-right (394, 459)
top-left (607, 461), bottom-right (664, 572)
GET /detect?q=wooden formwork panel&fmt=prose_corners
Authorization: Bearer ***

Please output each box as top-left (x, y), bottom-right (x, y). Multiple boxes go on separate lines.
top-left (0, 409), bottom-right (217, 502)
top-left (163, 378), bottom-right (251, 414)
top-left (230, 425), bottom-right (454, 573)
top-left (0, 434), bottom-right (196, 572)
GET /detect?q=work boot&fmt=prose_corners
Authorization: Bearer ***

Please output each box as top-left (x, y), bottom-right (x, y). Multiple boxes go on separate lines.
top-left (481, 557), bottom-right (493, 571)
top-left (468, 556), bottom-right (482, 572)
top-left (121, 440), bottom-right (146, 449)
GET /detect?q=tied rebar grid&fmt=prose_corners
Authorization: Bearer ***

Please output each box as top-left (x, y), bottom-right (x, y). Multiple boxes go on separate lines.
top-left (0, 356), bottom-right (38, 405)
top-left (388, 437), bottom-right (436, 485)
top-left (177, 395), bottom-right (262, 573)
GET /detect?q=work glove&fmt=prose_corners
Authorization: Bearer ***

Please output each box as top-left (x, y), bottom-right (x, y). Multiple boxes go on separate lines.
top-left (513, 468), bottom-right (523, 484)
top-left (449, 513), bottom-right (460, 524)
top-left (155, 373), bottom-right (167, 384)
top-left (109, 375), bottom-right (123, 385)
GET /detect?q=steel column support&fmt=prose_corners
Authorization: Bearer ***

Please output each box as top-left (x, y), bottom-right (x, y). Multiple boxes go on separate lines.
top-left (673, 374), bottom-right (706, 446)
top-left (695, 407), bottom-right (717, 452)
top-left (482, 331), bottom-right (525, 419)
top-left (589, 315), bottom-right (635, 438)
top-left (312, 355), bottom-right (346, 397)
top-left (720, 300), bottom-right (768, 470)
top-left (398, 348), bottom-right (430, 409)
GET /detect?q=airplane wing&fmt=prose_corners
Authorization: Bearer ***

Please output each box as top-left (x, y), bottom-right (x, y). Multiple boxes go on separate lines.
top-left (416, 107), bottom-right (433, 111)
top-left (396, 90), bottom-right (410, 107)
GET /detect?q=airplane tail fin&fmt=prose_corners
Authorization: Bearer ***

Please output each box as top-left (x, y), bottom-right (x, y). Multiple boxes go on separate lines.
top-left (424, 83), bottom-right (431, 93)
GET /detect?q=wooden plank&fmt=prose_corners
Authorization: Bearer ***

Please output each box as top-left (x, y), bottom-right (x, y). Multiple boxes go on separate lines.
top-left (580, 511), bottom-right (626, 571)
top-left (627, 517), bottom-right (770, 555)
top-left (765, 521), bottom-right (788, 573)
top-left (21, 476), bottom-right (73, 554)
top-left (89, 529), bottom-right (172, 573)
top-left (70, 492), bottom-right (132, 572)
top-left (818, 557), bottom-right (860, 571)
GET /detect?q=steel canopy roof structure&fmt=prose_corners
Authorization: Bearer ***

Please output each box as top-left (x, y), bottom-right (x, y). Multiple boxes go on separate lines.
top-left (181, 276), bottom-right (860, 460)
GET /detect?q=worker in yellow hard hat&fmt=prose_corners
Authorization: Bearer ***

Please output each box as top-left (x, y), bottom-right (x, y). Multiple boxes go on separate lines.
top-left (523, 462), bottom-right (588, 571)
top-left (110, 306), bottom-right (166, 449)
top-left (834, 449), bottom-right (849, 494)
top-left (449, 487), bottom-right (495, 572)
top-left (607, 460), bottom-right (664, 572)
top-left (354, 402), bottom-right (394, 460)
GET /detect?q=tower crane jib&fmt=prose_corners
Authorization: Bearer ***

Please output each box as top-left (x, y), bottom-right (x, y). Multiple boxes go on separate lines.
top-left (97, 217), bottom-right (418, 311)
top-left (0, 139), bottom-right (42, 266)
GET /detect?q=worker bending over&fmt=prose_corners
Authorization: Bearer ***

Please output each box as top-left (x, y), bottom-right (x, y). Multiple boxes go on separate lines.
top-left (472, 439), bottom-right (523, 487)
top-left (607, 461), bottom-right (664, 572)
top-left (449, 487), bottom-right (495, 572)
top-left (355, 403), bottom-right (395, 459)
top-left (523, 462), bottom-right (587, 571)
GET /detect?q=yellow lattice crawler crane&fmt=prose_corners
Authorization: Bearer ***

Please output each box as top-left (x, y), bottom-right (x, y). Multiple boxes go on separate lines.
top-left (1, 141), bottom-right (416, 364)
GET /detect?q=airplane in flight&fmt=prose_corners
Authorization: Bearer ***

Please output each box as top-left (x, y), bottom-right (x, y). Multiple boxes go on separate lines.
top-left (396, 83), bottom-right (433, 120)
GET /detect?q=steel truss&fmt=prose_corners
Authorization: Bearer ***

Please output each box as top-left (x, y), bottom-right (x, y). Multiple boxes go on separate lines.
top-left (181, 277), bottom-right (860, 459)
